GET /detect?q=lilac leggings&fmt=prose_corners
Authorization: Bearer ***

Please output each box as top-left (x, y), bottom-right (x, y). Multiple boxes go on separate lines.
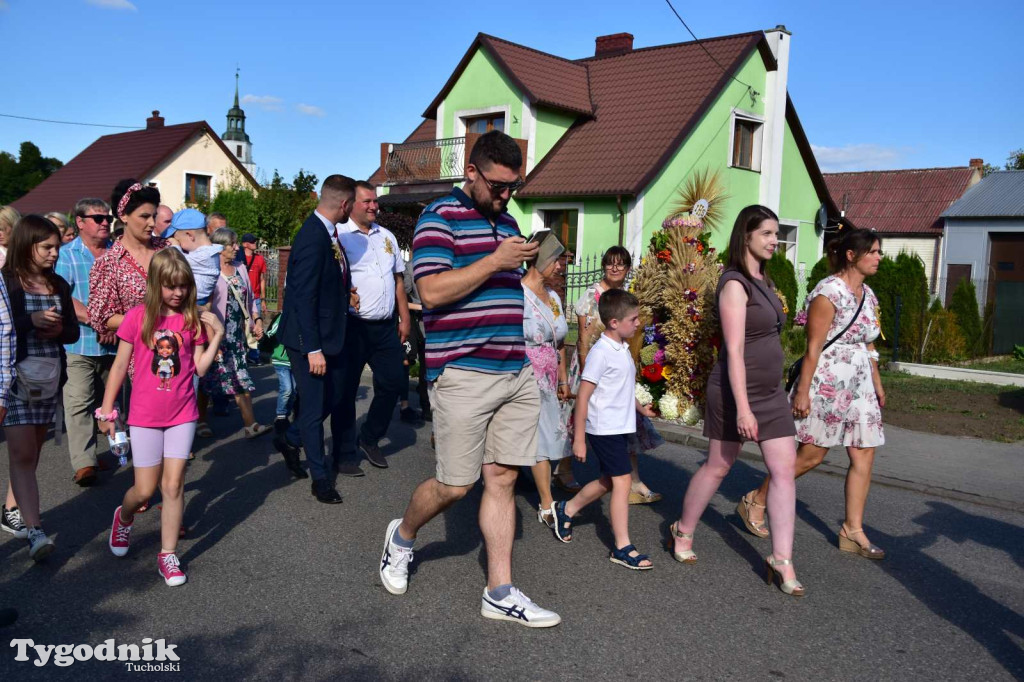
top-left (129, 422), bottom-right (197, 468)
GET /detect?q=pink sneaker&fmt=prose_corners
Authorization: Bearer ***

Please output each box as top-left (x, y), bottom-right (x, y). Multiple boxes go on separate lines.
top-left (157, 552), bottom-right (187, 587)
top-left (108, 506), bottom-right (133, 557)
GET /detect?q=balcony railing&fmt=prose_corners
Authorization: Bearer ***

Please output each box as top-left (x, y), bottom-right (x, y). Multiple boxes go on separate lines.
top-left (380, 134), bottom-right (529, 186)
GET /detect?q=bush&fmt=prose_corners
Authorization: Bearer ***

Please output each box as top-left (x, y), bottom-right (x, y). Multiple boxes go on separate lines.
top-left (376, 211), bottom-right (416, 250)
top-left (947, 279), bottom-right (982, 356)
top-left (765, 252), bottom-right (798, 327)
top-left (867, 251), bottom-right (929, 361)
top-left (806, 255), bottom-right (830, 295)
top-left (781, 325), bottom-right (806, 358)
top-left (922, 309), bottom-right (966, 364)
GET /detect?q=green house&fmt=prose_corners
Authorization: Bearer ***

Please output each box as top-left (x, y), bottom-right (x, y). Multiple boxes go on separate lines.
top-left (370, 28), bottom-right (837, 285)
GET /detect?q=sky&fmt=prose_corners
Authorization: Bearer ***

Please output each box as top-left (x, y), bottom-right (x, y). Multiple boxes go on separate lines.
top-left (1, 0), bottom-right (1022, 188)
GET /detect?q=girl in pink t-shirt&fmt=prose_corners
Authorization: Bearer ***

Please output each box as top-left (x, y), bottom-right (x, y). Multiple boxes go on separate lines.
top-left (97, 249), bottom-right (223, 587)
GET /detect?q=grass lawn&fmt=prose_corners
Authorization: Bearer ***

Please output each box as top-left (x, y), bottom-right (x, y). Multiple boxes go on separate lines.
top-left (957, 357), bottom-right (1024, 375)
top-left (879, 370), bottom-right (1024, 443)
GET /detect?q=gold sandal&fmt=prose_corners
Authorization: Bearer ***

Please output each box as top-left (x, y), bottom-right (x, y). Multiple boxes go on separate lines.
top-left (628, 489), bottom-right (662, 505)
top-left (764, 555), bottom-right (805, 597)
top-left (839, 524), bottom-right (886, 560)
top-left (665, 522), bottom-right (697, 564)
top-left (737, 492), bottom-right (769, 538)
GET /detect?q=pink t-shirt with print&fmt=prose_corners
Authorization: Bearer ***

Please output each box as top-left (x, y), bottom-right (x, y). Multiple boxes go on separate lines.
top-left (117, 305), bottom-right (207, 428)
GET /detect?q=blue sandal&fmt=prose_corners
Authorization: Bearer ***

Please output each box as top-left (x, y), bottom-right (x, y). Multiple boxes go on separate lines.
top-left (609, 544), bottom-right (653, 570)
top-left (551, 501), bottom-right (573, 543)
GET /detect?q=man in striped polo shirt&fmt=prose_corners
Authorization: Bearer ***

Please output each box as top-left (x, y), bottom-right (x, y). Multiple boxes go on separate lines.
top-left (378, 131), bottom-right (560, 627)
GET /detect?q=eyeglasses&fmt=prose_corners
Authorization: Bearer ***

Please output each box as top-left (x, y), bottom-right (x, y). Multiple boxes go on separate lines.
top-left (82, 214), bottom-right (113, 225)
top-left (605, 263), bottom-right (628, 271)
top-left (477, 170), bottom-right (525, 195)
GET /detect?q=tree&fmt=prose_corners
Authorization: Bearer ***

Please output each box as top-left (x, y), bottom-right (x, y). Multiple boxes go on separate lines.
top-left (253, 169), bottom-right (317, 246)
top-left (867, 251), bottom-right (929, 361)
top-left (1006, 148), bottom-right (1024, 171)
top-left (947, 278), bottom-right (982, 356)
top-left (0, 141), bottom-right (64, 204)
top-left (765, 252), bottom-right (797, 326)
top-left (806, 255), bottom-right (831, 296)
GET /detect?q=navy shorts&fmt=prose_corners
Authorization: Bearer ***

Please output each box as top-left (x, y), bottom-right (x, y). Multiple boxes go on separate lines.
top-left (587, 433), bottom-right (631, 477)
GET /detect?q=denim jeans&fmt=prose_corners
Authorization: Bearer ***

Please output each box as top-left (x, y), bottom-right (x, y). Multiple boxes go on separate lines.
top-left (274, 364), bottom-right (295, 419)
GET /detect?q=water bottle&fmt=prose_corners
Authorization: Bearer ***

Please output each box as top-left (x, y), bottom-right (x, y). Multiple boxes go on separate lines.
top-left (108, 414), bottom-right (130, 467)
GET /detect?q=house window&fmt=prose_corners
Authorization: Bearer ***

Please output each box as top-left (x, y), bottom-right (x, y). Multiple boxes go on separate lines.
top-left (777, 223), bottom-right (798, 264)
top-left (185, 173), bottom-right (212, 203)
top-left (731, 114), bottom-right (763, 171)
top-left (236, 145), bottom-right (242, 157)
top-left (542, 209), bottom-right (578, 255)
top-left (465, 113), bottom-right (505, 134)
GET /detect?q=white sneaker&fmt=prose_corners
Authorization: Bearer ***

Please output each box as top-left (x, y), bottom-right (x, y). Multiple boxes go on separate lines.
top-left (481, 586), bottom-right (561, 628)
top-left (27, 528), bottom-right (55, 562)
top-left (379, 518), bottom-right (413, 595)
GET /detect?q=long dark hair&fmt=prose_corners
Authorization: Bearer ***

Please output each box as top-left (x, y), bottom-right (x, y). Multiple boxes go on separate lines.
top-left (727, 204), bottom-right (779, 282)
top-left (2, 214), bottom-right (62, 293)
top-left (827, 226), bottom-right (881, 273)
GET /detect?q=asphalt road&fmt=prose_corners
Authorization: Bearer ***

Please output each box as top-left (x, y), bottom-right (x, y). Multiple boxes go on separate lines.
top-left (1, 366), bottom-right (1022, 681)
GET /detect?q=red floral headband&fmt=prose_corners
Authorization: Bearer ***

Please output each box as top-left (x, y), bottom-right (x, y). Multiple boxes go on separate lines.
top-left (116, 182), bottom-right (144, 218)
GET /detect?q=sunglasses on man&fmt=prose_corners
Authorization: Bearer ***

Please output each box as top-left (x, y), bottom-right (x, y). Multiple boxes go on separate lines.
top-left (477, 170), bottom-right (525, 194)
top-left (82, 214), bottom-right (113, 224)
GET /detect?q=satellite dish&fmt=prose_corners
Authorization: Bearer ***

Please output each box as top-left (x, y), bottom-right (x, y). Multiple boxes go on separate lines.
top-left (814, 204), bottom-right (828, 234)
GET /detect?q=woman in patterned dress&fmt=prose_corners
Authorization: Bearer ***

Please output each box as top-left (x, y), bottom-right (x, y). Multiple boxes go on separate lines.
top-left (2, 215), bottom-right (79, 560)
top-left (742, 227), bottom-right (887, 560)
top-left (198, 228), bottom-right (268, 438)
top-left (522, 246), bottom-right (570, 527)
top-left (569, 246), bottom-right (664, 504)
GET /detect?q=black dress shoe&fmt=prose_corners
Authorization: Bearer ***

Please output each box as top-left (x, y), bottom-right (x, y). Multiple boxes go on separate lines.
top-left (311, 479), bottom-right (342, 504)
top-left (360, 439), bottom-right (388, 468)
top-left (334, 462), bottom-right (365, 477)
top-left (274, 436), bottom-right (308, 479)
top-left (400, 407), bottom-right (422, 424)
top-left (421, 408), bottom-right (432, 422)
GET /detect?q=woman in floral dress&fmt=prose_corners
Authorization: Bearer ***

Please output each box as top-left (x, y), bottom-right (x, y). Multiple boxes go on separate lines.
top-left (522, 251), bottom-right (570, 527)
top-left (569, 246), bottom-right (664, 504)
top-left (743, 227), bottom-right (887, 559)
top-left (198, 229), bottom-right (268, 439)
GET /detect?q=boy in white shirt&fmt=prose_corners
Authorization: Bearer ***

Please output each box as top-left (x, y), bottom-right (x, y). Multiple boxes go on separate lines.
top-left (550, 289), bottom-right (657, 569)
top-left (164, 209), bottom-right (223, 308)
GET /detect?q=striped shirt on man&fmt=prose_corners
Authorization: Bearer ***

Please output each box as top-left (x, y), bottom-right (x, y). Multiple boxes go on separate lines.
top-left (412, 187), bottom-right (527, 382)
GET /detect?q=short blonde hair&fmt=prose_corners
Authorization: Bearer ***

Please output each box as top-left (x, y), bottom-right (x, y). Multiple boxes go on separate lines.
top-left (0, 205), bottom-right (21, 234)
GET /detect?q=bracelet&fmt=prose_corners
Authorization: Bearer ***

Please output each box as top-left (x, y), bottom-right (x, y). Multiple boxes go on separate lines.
top-left (94, 408), bottom-right (119, 422)
top-left (558, 382), bottom-right (568, 387)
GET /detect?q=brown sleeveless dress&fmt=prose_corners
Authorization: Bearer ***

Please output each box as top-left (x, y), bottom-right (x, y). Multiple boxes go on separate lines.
top-left (703, 268), bottom-right (795, 443)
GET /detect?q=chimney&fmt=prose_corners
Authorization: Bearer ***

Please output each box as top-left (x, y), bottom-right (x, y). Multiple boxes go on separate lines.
top-left (146, 110), bottom-right (164, 129)
top-left (969, 158), bottom-right (984, 170)
top-left (595, 33), bottom-right (634, 58)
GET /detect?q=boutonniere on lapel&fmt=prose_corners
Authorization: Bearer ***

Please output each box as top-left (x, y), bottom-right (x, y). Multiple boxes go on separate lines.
top-left (332, 241), bottom-right (342, 262)
top-left (383, 239), bottom-right (394, 256)
top-left (773, 289), bottom-right (789, 315)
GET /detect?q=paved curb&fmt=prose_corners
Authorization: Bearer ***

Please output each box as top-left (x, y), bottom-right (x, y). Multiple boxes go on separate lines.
top-left (654, 420), bottom-right (1021, 513)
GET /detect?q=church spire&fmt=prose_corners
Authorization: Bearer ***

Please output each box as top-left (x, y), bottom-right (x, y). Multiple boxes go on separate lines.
top-left (233, 67), bottom-right (240, 108)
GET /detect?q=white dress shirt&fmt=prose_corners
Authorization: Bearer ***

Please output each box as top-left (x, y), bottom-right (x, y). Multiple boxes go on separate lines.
top-left (337, 221), bottom-right (404, 320)
top-left (580, 334), bottom-right (637, 435)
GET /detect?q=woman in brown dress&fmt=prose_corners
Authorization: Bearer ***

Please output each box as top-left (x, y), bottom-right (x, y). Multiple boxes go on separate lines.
top-left (666, 205), bottom-right (803, 596)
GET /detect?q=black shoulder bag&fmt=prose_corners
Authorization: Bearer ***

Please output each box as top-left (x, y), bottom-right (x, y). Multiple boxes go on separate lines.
top-left (785, 292), bottom-right (865, 392)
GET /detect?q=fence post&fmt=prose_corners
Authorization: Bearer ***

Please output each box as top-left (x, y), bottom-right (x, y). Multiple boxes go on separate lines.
top-left (892, 294), bottom-right (902, 364)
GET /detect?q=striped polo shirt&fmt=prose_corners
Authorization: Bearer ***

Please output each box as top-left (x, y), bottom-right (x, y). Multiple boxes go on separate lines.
top-left (412, 187), bottom-right (527, 381)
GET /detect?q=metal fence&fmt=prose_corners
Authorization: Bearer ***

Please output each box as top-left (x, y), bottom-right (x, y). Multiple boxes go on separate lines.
top-left (256, 248), bottom-right (279, 310)
top-left (561, 253), bottom-right (634, 337)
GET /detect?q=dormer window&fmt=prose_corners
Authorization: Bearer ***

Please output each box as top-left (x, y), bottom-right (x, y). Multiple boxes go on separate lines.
top-left (730, 110), bottom-right (764, 172)
top-left (465, 113), bottom-right (505, 134)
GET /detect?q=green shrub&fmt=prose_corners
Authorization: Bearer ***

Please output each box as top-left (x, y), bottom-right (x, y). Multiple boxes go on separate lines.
top-left (867, 251), bottom-right (929, 361)
top-left (1014, 344), bottom-right (1024, 361)
top-left (806, 256), bottom-right (830, 294)
top-left (947, 279), bottom-right (982, 356)
top-left (929, 298), bottom-right (943, 314)
top-left (922, 309), bottom-right (966, 364)
top-left (781, 326), bottom-right (806, 358)
top-left (766, 252), bottom-right (798, 327)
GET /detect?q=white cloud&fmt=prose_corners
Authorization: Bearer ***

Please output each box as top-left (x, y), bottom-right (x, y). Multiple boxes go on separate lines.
top-left (86, 0), bottom-right (138, 10)
top-left (295, 103), bottom-right (326, 117)
top-left (241, 94), bottom-right (284, 112)
top-left (811, 143), bottom-right (912, 173)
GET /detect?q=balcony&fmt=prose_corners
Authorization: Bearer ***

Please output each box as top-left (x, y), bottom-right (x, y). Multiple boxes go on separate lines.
top-left (379, 134), bottom-right (528, 186)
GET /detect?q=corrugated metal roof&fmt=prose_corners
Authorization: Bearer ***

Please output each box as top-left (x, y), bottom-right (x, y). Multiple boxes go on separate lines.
top-left (824, 167), bottom-right (978, 234)
top-left (942, 171), bottom-right (1024, 218)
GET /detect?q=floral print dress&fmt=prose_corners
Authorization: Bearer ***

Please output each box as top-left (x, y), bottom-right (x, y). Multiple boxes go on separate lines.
top-left (795, 275), bottom-right (884, 448)
top-left (523, 286), bottom-right (570, 461)
top-left (200, 272), bottom-right (255, 397)
top-left (568, 282), bottom-right (664, 456)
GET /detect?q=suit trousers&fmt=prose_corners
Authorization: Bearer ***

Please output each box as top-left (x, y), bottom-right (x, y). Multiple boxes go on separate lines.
top-left (335, 315), bottom-right (406, 462)
top-left (62, 354), bottom-right (115, 471)
top-left (286, 348), bottom-right (346, 482)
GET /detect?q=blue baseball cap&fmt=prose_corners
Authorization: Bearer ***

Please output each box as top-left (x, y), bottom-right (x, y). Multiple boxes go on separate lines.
top-left (165, 208), bottom-right (206, 238)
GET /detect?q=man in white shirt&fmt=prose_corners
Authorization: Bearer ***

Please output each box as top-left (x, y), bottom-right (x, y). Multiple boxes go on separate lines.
top-left (334, 181), bottom-right (411, 471)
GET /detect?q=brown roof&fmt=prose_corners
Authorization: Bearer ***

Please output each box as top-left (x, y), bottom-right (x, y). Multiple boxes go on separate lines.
top-left (424, 34), bottom-right (593, 118)
top-left (824, 166), bottom-right (979, 235)
top-left (520, 32), bottom-right (770, 197)
top-left (12, 121), bottom-right (259, 215)
top-left (368, 119), bottom-right (436, 186)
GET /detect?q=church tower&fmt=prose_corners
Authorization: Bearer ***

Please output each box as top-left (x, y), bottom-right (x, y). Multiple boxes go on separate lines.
top-left (222, 69), bottom-right (255, 175)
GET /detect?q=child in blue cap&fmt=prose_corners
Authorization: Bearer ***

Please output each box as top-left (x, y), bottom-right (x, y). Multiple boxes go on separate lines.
top-left (165, 209), bottom-right (223, 308)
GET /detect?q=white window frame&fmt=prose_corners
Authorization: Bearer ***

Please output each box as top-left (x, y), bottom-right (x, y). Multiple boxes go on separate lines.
top-left (531, 202), bottom-right (584, 264)
top-left (777, 219), bottom-right (799, 265)
top-left (453, 105), bottom-right (511, 137)
top-left (728, 108), bottom-right (765, 172)
top-left (182, 170), bottom-right (215, 204)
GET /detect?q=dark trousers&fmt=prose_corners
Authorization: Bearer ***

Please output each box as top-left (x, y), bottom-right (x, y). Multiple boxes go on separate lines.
top-left (286, 348), bottom-right (346, 481)
top-left (335, 315), bottom-right (405, 462)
